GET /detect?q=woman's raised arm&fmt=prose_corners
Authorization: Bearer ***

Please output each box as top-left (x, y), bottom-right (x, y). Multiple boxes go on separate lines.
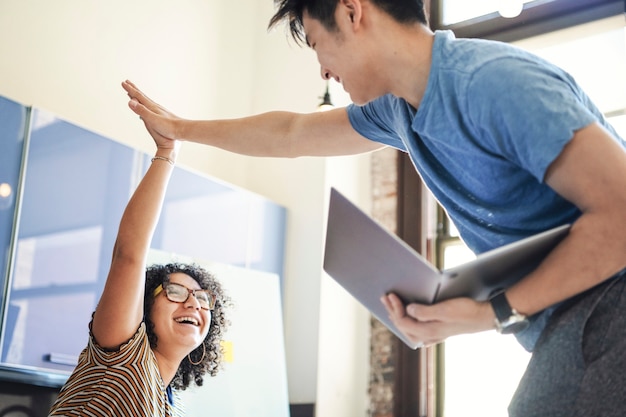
top-left (91, 129), bottom-right (180, 349)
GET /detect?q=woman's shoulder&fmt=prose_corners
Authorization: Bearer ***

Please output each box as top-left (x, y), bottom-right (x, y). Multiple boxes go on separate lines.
top-left (88, 320), bottom-right (148, 358)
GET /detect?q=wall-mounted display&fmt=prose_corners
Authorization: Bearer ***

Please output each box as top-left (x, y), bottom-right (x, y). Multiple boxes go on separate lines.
top-left (0, 98), bottom-right (287, 394)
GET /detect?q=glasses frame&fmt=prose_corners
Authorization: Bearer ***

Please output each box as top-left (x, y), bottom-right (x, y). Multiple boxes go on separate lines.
top-left (153, 282), bottom-right (216, 311)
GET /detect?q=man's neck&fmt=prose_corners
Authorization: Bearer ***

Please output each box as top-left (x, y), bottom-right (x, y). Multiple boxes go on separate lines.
top-left (382, 25), bottom-right (434, 109)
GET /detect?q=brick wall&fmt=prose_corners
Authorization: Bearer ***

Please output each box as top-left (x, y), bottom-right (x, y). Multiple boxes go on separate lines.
top-left (368, 147), bottom-right (399, 417)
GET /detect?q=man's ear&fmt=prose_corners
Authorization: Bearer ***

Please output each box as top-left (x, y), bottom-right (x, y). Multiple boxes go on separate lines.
top-left (340, 0), bottom-right (363, 28)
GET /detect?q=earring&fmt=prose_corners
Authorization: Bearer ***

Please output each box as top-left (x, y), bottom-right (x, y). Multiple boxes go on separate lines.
top-left (188, 343), bottom-right (206, 366)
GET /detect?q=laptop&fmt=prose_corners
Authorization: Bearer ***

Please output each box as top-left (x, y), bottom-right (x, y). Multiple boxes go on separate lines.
top-left (323, 188), bottom-right (570, 349)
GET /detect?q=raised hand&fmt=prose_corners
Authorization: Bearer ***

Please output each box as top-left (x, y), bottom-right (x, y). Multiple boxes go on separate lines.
top-left (122, 80), bottom-right (182, 151)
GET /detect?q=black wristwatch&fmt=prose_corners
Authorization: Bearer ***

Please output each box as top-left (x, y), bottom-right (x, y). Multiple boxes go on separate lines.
top-left (489, 291), bottom-right (529, 334)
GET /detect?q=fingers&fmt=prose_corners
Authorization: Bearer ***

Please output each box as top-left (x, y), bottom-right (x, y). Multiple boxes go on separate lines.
top-left (381, 294), bottom-right (464, 347)
top-left (381, 295), bottom-right (494, 348)
top-left (381, 293), bottom-right (429, 346)
top-left (406, 302), bottom-right (440, 322)
top-left (122, 79), bottom-right (142, 97)
top-left (122, 80), bottom-right (171, 116)
top-left (123, 79), bottom-right (138, 90)
top-left (123, 87), bottom-right (161, 126)
top-left (121, 79), bottom-right (138, 100)
top-left (381, 292), bottom-right (405, 317)
top-left (123, 80), bottom-right (151, 105)
top-left (382, 293), bottom-right (432, 323)
top-left (121, 80), bottom-right (181, 152)
top-left (127, 98), bottom-right (151, 123)
top-left (122, 80), bottom-right (154, 113)
top-left (122, 79), bottom-right (146, 117)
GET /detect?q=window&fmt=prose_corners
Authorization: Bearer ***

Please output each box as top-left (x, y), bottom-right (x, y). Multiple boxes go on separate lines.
top-left (432, 10), bottom-right (626, 417)
top-left (436, 210), bottom-right (531, 417)
top-left (429, 0), bottom-right (624, 42)
top-left (440, 0), bottom-right (540, 25)
top-left (394, 4), bottom-right (625, 416)
top-left (608, 112), bottom-right (626, 137)
top-left (437, 93), bottom-right (625, 413)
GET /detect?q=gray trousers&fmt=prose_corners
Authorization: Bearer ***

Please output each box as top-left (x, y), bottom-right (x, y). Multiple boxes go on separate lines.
top-left (509, 270), bottom-right (626, 417)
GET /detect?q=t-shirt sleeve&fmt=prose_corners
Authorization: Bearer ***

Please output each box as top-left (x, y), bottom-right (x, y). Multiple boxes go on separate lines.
top-left (346, 95), bottom-right (411, 151)
top-left (87, 320), bottom-right (147, 360)
top-left (465, 57), bottom-right (597, 182)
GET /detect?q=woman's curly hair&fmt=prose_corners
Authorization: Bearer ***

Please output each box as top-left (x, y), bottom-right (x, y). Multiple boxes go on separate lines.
top-left (144, 262), bottom-right (231, 391)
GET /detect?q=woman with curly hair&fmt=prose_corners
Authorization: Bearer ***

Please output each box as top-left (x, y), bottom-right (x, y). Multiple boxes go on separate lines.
top-left (143, 262), bottom-right (230, 390)
top-left (48, 113), bottom-right (229, 416)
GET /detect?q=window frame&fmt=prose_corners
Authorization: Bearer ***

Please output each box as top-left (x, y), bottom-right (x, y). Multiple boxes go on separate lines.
top-left (429, 0), bottom-right (625, 42)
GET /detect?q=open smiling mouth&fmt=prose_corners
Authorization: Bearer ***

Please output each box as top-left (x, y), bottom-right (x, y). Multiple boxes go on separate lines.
top-left (175, 316), bottom-right (200, 326)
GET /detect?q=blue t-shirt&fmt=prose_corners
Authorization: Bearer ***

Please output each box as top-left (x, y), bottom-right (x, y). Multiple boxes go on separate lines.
top-left (347, 30), bottom-right (625, 350)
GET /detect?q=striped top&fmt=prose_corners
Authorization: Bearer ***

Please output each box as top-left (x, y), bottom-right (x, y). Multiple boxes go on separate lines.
top-left (48, 323), bottom-right (185, 417)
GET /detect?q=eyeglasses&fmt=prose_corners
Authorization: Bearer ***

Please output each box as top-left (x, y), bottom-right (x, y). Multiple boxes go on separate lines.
top-left (153, 282), bottom-right (216, 311)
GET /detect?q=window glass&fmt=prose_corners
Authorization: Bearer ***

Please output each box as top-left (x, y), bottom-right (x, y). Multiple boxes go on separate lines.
top-left (441, 0), bottom-right (540, 25)
top-left (608, 114), bottom-right (626, 138)
top-left (441, 240), bottom-right (530, 417)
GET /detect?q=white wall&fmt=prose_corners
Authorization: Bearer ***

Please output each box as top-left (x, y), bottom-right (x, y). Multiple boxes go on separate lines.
top-left (0, 1), bottom-right (370, 415)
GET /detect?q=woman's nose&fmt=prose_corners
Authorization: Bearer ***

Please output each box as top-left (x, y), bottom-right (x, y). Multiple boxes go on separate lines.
top-left (184, 293), bottom-right (202, 309)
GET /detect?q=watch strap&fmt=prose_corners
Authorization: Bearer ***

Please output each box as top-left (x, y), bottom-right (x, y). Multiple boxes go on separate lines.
top-left (490, 291), bottom-right (514, 323)
top-left (489, 291), bottom-right (529, 334)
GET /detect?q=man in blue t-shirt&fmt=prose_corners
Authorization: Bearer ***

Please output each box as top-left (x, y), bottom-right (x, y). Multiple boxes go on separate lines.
top-left (122, 0), bottom-right (626, 415)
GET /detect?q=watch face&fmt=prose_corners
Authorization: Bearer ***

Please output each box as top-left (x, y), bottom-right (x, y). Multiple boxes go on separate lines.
top-left (499, 315), bottom-right (530, 334)
top-left (490, 292), bottom-right (529, 334)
